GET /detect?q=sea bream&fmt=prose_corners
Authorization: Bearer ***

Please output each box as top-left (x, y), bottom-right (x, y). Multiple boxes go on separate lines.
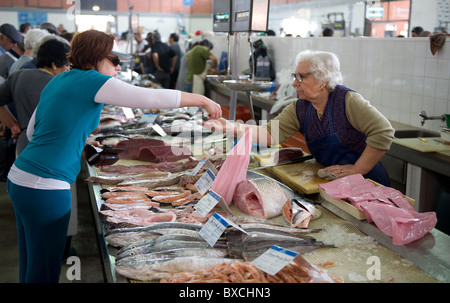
top-left (233, 178), bottom-right (289, 219)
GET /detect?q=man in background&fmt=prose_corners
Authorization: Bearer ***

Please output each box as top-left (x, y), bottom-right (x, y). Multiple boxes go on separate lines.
top-left (168, 33), bottom-right (182, 89)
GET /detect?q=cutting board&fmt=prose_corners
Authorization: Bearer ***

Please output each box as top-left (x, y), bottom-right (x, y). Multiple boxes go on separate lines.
top-left (393, 137), bottom-right (450, 152)
top-left (268, 159), bottom-right (328, 194)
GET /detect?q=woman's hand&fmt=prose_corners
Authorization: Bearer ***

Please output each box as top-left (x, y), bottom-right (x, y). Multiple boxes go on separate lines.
top-left (202, 98), bottom-right (222, 120)
top-left (326, 164), bottom-right (359, 178)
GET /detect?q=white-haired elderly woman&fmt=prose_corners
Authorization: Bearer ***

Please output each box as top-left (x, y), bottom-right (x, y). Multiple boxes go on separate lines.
top-left (205, 50), bottom-right (394, 186)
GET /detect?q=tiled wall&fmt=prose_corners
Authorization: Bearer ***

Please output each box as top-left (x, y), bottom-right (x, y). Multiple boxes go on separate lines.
top-left (208, 35), bottom-right (450, 132)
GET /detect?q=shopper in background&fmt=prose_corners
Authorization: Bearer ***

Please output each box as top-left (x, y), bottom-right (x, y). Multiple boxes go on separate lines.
top-left (16, 34), bottom-right (69, 71)
top-left (19, 22), bottom-right (31, 37)
top-left (322, 27), bottom-right (334, 37)
top-left (0, 42), bottom-right (23, 82)
top-left (6, 29), bottom-right (221, 283)
top-left (185, 39), bottom-right (217, 94)
top-left (9, 28), bottom-right (51, 74)
top-left (0, 38), bottom-right (71, 155)
top-left (0, 24), bottom-right (23, 181)
top-left (40, 22), bottom-right (59, 35)
top-left (150, 31), bottom-right (177, 89)
top-left (134, 32), bottom-right (148, 52)
top-left (0, 23), bottom-right (22, 56)
top-left (168, 33), bottom-right (182, 89)
top-left (205, 50), bottom-right (394, 186)
top-left (139, 32), bottom-right (153, 75)
top-left (411, 26), bottom-right (424, 37)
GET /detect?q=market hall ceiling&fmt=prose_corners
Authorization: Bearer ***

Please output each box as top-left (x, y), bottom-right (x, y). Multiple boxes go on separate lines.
top-left (0, 0), bottom-right (319, 14)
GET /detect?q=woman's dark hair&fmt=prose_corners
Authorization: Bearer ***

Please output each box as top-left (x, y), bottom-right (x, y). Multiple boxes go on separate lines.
top-left (68, 30), bottom-right (114, 70)
top-left (36, 38), bottom-right (70, 69)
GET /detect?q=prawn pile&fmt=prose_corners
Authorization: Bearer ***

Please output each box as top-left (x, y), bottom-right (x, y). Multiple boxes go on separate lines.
top-left (161, 259), bottom-right (342, 283)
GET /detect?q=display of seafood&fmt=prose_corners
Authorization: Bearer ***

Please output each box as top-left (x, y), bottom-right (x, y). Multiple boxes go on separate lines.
top-left (98, 186), bottom-right (206, 230)
top-left (161, 256), bottom-right (342, 283)
top-left (110, 223), bottom-right (330, 282)
top-left (86, 107), bottom-right (342, 283)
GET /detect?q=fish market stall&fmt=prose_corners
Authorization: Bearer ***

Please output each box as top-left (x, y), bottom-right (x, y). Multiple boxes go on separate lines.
top-left (84, 160), bottom-right (447, 283)
top-left (81, 106), bottom-right (449, 283)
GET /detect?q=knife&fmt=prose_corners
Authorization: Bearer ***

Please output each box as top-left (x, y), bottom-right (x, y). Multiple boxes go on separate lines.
top-left (250, 154), bottom-right (314, 171)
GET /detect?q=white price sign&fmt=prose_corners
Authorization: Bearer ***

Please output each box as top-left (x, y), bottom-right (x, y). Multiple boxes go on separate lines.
top-left (194, 169), bottom-right (215, 195)
top-left (199, 212), bottom-right (229, 247)
top-left (152, 124), bottom-right (167, 137)
top-left (194, 190), bottom-right (221, 217)
top-left (139, 113), bottom-right (158, 123)
top-left (251, 246), bottom-right (298, 276)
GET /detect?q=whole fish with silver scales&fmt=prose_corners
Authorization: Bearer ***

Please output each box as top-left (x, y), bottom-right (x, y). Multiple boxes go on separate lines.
top-left (105, 222), bottom-right (202, 248)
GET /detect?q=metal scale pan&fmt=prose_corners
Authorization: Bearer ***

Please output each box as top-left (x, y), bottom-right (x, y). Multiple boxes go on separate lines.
top-left (223, 79), bottom-right (272, 121)
top-left (223, 79), bottom-right (272, 92)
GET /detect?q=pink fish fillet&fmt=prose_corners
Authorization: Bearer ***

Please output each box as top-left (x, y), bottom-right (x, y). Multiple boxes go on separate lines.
top-left (211, 129), bottom-right (253, 205)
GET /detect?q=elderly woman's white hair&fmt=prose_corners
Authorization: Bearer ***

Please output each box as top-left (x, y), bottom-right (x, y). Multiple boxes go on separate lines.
top-left (32, 34), bottom-right (70, 58)
top-left (295, 50), bottom-right (343, 91)
top-left (24, 28), bottom-right (51, 51)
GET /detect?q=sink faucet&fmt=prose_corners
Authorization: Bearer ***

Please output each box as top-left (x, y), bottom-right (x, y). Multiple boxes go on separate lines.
top-left (419, 110), bottom-right (446, 126)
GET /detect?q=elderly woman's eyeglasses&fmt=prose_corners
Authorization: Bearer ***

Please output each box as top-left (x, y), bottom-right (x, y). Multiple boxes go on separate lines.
top-left (291, 72), bottom-right (312, 82)
top-left (107, 56), bottom-right (121, 67)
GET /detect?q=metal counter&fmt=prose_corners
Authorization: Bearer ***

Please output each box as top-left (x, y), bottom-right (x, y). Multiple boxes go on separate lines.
top-left (83, 159), bottom-right (450, 283)
top-left (83, 161), bottom-right (127, 283)
top-left (320, 199), bottom-right (450, 282)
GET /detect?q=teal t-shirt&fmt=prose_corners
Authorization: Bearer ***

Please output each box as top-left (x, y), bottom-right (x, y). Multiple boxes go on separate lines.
top-left (14, 69), bottom-right (111, 184)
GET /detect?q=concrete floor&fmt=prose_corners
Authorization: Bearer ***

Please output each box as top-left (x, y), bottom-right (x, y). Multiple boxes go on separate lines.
top-left (0, 176), bottom-right (105, 283)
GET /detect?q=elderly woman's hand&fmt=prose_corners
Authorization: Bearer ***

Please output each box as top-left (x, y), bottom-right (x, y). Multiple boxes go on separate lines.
top-left (203, 117), bottom-right (230, 133)
top-left (326, 164), bottom-right (360, 178)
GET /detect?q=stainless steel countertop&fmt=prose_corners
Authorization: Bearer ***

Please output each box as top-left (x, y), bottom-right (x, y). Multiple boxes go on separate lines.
top-left (320, 199), bottom-right (450, 283)
top-left (83, 159), bottom-right (450, 283)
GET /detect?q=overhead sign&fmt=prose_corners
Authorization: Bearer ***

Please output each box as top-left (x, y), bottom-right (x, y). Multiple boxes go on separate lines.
top-left (18, 12), bottom-right (47, 27)
top-left (183, 0), bottom-right (193, 6)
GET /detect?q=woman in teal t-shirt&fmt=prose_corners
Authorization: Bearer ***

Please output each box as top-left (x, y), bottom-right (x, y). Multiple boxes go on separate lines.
top-left (6, 30), bottom-right (222, 283)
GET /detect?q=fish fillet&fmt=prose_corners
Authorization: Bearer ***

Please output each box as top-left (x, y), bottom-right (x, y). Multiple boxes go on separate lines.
top-left (233, 178), bottom-right (289, 219)
top-left (211, 129), bottom-right (253, 205)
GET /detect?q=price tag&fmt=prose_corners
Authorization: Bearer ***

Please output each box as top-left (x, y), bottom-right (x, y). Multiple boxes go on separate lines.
top-left (189, 159), bottom-right (218, 176)
top-left (194, 190), bottom-right (221, 217)
top-left (152, 124), bottom-right (167, 137)
top-left (139, 113), bottom-right (158, 123)
top-left (121, 107), bottom-right (135, 119)
top-left (251, 246), bottom-right (298, 276)
top-left (199, 212), bottom-right (229, 247)
top-left (194, 169), bottom-right (215, 195)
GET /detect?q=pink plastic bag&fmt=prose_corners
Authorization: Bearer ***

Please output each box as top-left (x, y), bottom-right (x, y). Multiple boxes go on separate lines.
top-left (211, 129), bottom-right (253, 205)
top-left (360, 202), bottom-right (437, 245)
